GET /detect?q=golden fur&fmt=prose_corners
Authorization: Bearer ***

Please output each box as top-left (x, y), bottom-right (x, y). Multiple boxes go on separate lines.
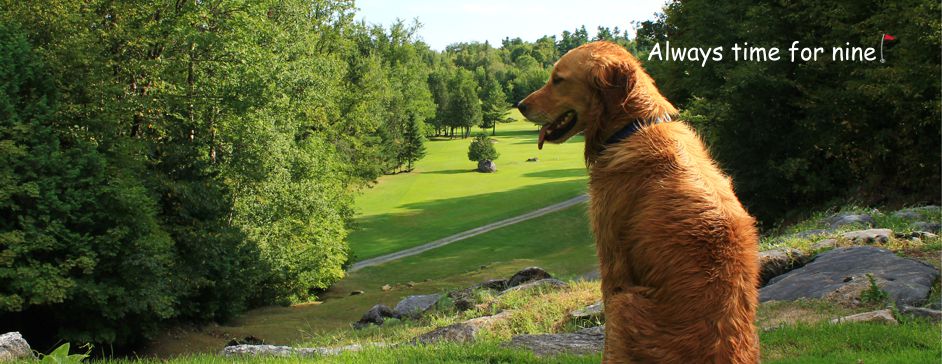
top-left (518, 41), bottom-right (760, 363)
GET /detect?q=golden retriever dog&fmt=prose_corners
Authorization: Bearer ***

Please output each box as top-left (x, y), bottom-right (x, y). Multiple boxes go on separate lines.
top-left (517, 41), bottom-right (760, 363)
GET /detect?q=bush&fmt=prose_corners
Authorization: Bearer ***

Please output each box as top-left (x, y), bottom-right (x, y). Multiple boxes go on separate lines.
top-left (468, 134), bottom-right (500, 163)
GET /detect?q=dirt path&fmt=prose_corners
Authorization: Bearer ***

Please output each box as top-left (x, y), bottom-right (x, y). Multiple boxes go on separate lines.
top-left (348, 194), bottom-right (589, 272)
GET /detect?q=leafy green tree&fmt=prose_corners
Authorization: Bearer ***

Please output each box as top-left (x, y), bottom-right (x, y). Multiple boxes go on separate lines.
top-left (644, 0), bottom-right (940, 223)
top-left (0, 22), bottom-right (176, 346)
top-left (468, 133), bottom-right (500, 162)
top-left (446, 69), bottom-right (483, 138)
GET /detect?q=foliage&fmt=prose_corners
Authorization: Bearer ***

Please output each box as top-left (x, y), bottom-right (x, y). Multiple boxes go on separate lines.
top-left (641, 0), bottom-right (941, 223)
top-left (467, 134), bottom-right (499, 162)
top-left (39, 343), bottom-right (89, 364)
top-left (860, 273), bottom-right (889, 305)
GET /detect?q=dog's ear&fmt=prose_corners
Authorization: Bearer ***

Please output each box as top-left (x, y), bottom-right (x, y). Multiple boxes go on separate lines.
top-left (591, 60), bottom-right (635, 106)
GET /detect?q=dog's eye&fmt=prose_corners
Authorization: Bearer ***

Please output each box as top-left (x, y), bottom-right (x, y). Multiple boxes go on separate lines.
top-left (552, 76), bottom-right (564, 85)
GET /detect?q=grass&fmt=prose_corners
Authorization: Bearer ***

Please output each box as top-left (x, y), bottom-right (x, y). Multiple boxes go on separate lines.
top-left (347, 110), bottom-right (589, 260)
top-left (145, 203), bottom-right (598, 357)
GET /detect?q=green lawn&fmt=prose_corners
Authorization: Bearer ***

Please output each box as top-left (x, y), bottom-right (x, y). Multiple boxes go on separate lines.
top-left (146, 203), bottom-right (598, 357)
top-left (348, 111), bottom-right (589, 260)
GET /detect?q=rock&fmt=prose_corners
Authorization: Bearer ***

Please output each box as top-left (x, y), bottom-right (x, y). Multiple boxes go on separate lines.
top-left (893, 210), bottom-right (923, 220)
top-left (759, 248), bottom-right (812, 286)
top-left (381, 284), bottom-right (392, 291)
top-left (760, 246), bottom-right (940, 307)
top-left (894, 206), bottom-right (940, 221)
top-left (896, 231), bottom-right (938, 240)
top-left (842, 229), bottom-right (893, 244)
top-left (507, 267), bottom-right (552, 287)
top-left (411, 311), bottom-right (512, 344)
top-left (0, 332), bottom-right (32, 362)
top-left (226, 336), bottom-right (264, 347)
top-left (476, 279), bottom-right (508, 291)
top-left (447, 289), bottom-right (477, 312)
top-left (913, 222), bottom-right (941, 233)
top-left (526, 157), bottom-right (539, 162)
top-left (412, 323), bottom-right (478, 344)
top-left (569, 301), bottom-right (604, 322)
top-left (829, 309), bottom-right (898, 325)
top-left (500, 278), bottom-right (568, 295)
top-left (900, 306), bottom-right (942, 321)
top-left (791, 229), bottom-right (834, 239)
top-left (353, 304), bottom-right (400, 329)
top-left (222, 344), bottom-right (297, 357)
top-left (477, 160), bottom-right (497, 173)
top-left (394, 294), bottom-right (442, 319)
top-left (826, 213), bottom-right (874, 229)
top-left (581, 269), bottom-right (601, 281)
top-left (350, 290), bottom-right (364, 296)
top-left (222, 343), bottom-right (384, 357)
top-left (506, 326), bottom-right (605, 356)
top-left (812, 238), bottom-right (838, 250)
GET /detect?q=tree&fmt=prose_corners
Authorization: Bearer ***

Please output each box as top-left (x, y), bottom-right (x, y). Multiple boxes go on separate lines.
top-left (480, 77), bottom-right (512, 135)
top-left (400, 115), bottom-right (427, 171)
top-left (446, 69), bottom-right (483, 138)
top-left (468, 133), bottom-right (500, 162)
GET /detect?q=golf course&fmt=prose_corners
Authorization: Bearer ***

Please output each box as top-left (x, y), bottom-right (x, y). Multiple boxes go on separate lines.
top-left (146, 112), bottom-right (604, 355)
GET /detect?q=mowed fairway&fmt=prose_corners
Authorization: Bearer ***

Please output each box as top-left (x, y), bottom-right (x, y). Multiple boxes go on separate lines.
top-left (348, 111), bottom-right (589, 260)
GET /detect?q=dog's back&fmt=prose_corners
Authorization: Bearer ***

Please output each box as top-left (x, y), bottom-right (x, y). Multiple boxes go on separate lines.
top-left (589, 121), bottom-right (760, 363)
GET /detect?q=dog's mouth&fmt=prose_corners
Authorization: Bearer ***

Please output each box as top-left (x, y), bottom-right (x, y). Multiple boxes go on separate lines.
top-left (538, 110), bottom-right (578, 150)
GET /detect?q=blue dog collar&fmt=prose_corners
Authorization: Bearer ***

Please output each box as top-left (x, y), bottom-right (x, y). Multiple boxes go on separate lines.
top-left (604, 113), bottom-right (673, 147)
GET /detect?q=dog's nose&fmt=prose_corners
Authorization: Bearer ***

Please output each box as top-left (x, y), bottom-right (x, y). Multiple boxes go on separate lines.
top-left (515, 101), bottom-right (527, 114)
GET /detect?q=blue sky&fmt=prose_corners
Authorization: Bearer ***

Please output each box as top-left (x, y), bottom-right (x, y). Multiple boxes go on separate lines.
top-left (354, 0), bottom-right (668, 50)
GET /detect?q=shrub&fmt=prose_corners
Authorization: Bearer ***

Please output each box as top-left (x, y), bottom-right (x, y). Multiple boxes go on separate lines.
top-left (468, 134), bottom-right (500, 162)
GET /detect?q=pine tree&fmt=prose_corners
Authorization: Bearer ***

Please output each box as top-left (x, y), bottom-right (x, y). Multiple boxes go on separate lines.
top-left (400, 115), bottom-right (427, 171)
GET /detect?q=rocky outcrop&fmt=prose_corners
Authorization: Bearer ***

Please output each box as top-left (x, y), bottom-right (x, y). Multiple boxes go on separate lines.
top-left (507, 267), bottom-right (552, 287)
top-left (222, 343), bottom-right (386, 357)
top-left (394, 294), bottom-right (442, 319)
top-left (760, 247), bottom-right (939, 307)
top-left (900, 306), bottom-right (942, 322)
top-left (759, 248), bottom-right (812, 286)
top-left (507, 326), bottom-right (605, 357)
top-left (411, 311), bottom-right (512, 344)
top-left (500, 278), bottom-right (568, 295)
top-left (829, 309), bottom-right (898, 325)
top-left (353, 304), bottom-right (401, 329)
top-left (825, 213), bottom-right (874, 229)
top-left (842, 229), bottom-right (893, 244)
top-left (0, 332), bottom-right (32, 362)
top-left (569, 301), bottom-right (604, 323)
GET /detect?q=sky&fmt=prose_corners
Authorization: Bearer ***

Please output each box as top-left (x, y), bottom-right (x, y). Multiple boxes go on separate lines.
top-left (354, 0), bottom-right (668, 51)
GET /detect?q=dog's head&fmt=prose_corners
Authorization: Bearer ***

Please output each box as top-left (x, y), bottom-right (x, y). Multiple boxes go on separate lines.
top-left (517, 41), bottom-right (670, 154)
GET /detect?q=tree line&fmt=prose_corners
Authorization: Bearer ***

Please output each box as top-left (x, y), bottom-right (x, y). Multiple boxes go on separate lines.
top-left (0, 0), bottom-right (628, 350)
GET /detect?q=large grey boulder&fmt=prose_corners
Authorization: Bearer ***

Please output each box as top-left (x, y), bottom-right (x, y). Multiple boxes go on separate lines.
top-left (759, 248), bottom-right (811, 286)
top-left (507, 326), bottom-right (605, 357)
top-left (900, 306), bottom-right (942, 322)
top-left (500, 278), bottom-right (568, 295)
top-left (893, 206), bottom-right (940, 220)
top-left (394, 294), bottom-right (442, 319)
top-left (477, 160), bottom-right (497, 173)
top-left (826, 213), bottom-right (874, 229)
top-left (0, 332), bottom-right (32, 362)
top-left (353, 304), bottom-right (401, 329)
top-left (507, 267), bottom-right (552, 287)
top-left (760, 247), bottom-right (939, 307)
